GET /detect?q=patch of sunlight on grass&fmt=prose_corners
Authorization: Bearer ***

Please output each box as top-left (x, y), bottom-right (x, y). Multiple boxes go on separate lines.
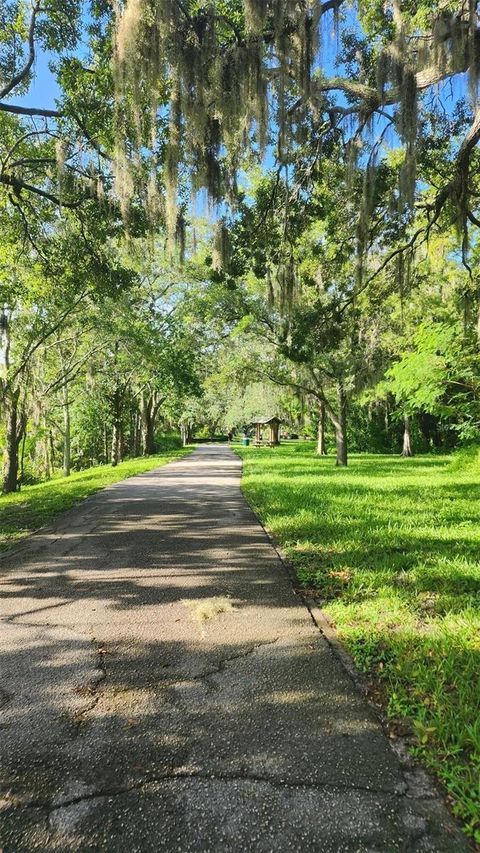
top-left (235, 441), bottom-right (480, 843)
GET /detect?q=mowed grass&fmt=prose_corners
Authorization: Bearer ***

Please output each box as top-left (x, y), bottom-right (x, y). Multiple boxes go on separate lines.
top-left (236, 442), bottom-right (480, 842)
top-left (0, 449), bottom-right (190, 551)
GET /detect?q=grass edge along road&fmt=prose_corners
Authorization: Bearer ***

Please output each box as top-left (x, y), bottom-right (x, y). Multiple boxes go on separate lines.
top-left (236, 442), bottom-right (480, 844)
top-left (0, 449), bottom-right (191, 552)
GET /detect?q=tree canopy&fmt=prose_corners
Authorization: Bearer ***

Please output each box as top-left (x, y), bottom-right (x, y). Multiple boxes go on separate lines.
top-left (1, 1), bottom-right (479, 488)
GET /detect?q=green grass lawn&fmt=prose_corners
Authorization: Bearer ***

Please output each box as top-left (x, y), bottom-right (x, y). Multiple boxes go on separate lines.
top-left (236, 442), bottom-right (480, 842)
top-left (0, 449), bottom-right (190, 551)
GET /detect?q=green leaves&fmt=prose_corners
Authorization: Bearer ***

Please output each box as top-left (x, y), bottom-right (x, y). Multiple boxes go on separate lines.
top-left (386, 321), bottom-right (458, 411)
top-left (385, 320), bottom-right (480, 439)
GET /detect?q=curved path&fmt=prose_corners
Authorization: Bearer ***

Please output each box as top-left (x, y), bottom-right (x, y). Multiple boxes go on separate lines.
top-left (0, 446), bottom-right (468, 852)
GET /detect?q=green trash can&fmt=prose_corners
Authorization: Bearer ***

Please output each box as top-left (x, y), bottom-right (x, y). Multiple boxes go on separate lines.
top-left (241, 437), bottom-right (250, 446)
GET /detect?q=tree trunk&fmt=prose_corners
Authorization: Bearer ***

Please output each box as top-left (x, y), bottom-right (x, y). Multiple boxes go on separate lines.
top-left (20, 428), bottom-right (27, 487)
top-left (142, 415), bottom-right (155, 456)
top-left (181, 423), bottom-right (193, 446)
top-left (133, 411), bottom-right (141, 457)
top-left (334, 384), bottom-right (348, 466)
top-left (111, 418), bottom-right (121, 467)
top-left (111, 394), bottom-right (121, 466)
top-left (58, 341), bottom-right (71, 476)
top-left (62, 379), bottom-right (71, 477)
top-left (49, 429), bottom-right (55, 474)
top-left (209, 417), bottom-right (221, 439)
top-left (141, 392), bottom-right (161, 456)
top-left (110, 380), bottom-right (124, 467)
top-left (104, 423), bottom-right (109, 464)
top-left (142, 399), bottom-right (155, 456)
top-left (43, 415), bottom-right (52, 480)
top-left (402, 415), bottom-right (413, 457)
top-left (2, 389), bottom-right (21, 493)
top-left (317, 401), bottom-right (327, 455)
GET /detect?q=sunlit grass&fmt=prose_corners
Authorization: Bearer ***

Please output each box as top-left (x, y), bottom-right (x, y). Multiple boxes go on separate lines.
top-left (236, 442), bottom-right (480, 842)
top-left (0, 449), bottom-right (190, 551)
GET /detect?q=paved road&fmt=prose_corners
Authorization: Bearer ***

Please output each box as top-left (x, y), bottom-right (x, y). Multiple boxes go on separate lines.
top-left (0, 446), bottom-right (469, 852)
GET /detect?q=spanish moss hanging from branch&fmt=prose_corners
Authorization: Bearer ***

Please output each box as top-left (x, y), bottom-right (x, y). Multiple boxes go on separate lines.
top-left (111, 0), bottom-right (322, 240)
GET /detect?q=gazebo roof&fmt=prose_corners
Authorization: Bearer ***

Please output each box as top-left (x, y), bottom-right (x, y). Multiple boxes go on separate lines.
top-left (251, 416), bottom-right (282, 425)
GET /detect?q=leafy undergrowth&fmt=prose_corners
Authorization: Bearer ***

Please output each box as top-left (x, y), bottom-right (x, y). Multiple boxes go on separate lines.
top-left (236, 442), bottom-right (480, 842)
top-left (0, 450), bottom-right (190, 551)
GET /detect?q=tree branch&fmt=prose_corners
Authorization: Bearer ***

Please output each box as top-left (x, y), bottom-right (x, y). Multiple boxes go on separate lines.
top-left (42, 345), bottom-right (105, 396)
top-left (14, 290), bottom-right (90, 382)
top-left (0, 101), bottom-right (61, 118)
top-left (1, 173), bottom-right (83, 208)
top-left (70, 112), bottom-right (112, 161)
top-left (0, 2), bottom-right (40, 99)
top-left (313, 29), bottom-right (480, 112)
top-left (0, 106), bottom-right (111, 161)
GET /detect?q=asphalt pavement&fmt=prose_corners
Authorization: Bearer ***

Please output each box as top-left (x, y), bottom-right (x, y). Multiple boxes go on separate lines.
top-left (0, 446), bottom-right (469, 852)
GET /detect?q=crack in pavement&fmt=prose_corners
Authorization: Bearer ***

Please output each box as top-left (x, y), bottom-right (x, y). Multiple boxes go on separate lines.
top-left (171, 636), bottom-right (282, 685)
top-left (11, 768), bottom-right (432, 816)
top-left (70, 637), bottom-right (283, 717)
top-left (69, 641), bottom-right (108, 734)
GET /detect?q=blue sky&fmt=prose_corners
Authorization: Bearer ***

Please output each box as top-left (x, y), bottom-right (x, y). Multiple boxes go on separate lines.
top-left (20, 49), bottom-right (60, 110)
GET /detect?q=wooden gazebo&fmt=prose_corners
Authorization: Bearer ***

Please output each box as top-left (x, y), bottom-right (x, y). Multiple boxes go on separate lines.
top-left (252, 416), bottom-right (281, 447)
